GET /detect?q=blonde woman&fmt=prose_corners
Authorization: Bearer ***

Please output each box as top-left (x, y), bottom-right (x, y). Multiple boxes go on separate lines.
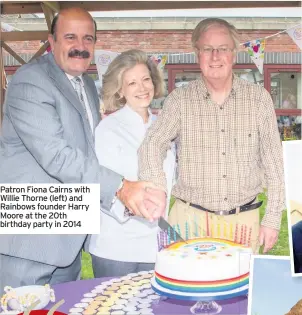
top-left (89, 49), bottom-right (176, 277)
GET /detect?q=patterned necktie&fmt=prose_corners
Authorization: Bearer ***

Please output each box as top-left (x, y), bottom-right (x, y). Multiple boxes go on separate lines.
top-left (71, 76), bottom-right (93, 132)
top-left (72, 76), bottom-right (91, 128)
top-left (72, 76), bottom-right (85, 105)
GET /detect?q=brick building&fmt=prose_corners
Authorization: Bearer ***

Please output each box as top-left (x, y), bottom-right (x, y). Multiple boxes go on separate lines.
top-left (2, 16), bottom-right (302, 139)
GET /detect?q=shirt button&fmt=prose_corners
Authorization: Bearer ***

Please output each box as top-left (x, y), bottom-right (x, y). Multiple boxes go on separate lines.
top-left (221, 129), bottom-right (225, 132)
top-left (222, 152), bottom-right (226, 155)
top-left (248, 134), bottom-right (252, 137)
top-left (223, 175), bottom-right (227, 178)
top-left (224, 198), bottom-right (228, 201)
top-left (220, 107), bottom-right (223, 110)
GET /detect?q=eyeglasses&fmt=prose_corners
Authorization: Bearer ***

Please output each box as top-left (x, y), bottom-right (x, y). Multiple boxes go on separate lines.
top-left (198, 47), bottom-right (235, 55)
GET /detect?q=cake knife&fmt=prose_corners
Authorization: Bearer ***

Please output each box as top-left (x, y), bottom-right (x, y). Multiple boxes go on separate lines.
top-left (158, 216), bottom-right (187, 243)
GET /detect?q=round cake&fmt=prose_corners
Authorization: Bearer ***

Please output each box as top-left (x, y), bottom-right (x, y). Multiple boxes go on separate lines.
top-left (151, 238), bottom-right (252, 300)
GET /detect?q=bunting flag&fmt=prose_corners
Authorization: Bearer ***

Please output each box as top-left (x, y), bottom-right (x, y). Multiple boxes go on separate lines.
top-left (244, 39), bottom-right (265, 74)
top-left (94, 50), bottom-right (120, 88)
top-left (149, 54), bottom-right (168, 71)
top-left (286, 24), bottom-right (302, 50)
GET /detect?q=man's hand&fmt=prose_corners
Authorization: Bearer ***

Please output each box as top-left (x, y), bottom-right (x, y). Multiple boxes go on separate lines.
top-left (144, 186), bottom-right (167, 219)
top-left (258, 225), bottom-right (279, 253)
top-left (117, 179), bottom-right (166, 221)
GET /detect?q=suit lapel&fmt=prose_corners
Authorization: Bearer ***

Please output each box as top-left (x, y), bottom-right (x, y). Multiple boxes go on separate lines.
top-left (82, 74), bottom-right (100, 134)
top-left (46, 53), bottom-right (94, 149)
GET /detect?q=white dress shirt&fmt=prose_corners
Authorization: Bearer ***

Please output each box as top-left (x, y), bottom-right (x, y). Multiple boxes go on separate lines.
top-left (89, 105), bottom-right (176, 262)
top-left (66, 73), bottom-right (94, 132)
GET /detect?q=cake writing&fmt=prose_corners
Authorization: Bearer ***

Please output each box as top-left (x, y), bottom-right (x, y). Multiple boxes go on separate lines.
top-left (193, 243), bottom-right (217, 252)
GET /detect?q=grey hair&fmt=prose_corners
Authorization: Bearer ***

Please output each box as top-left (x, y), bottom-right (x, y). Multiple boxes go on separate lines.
top-left (101, 49), bottom-right (165, 111)
top-left (191, 18), bottom-right (240, 50)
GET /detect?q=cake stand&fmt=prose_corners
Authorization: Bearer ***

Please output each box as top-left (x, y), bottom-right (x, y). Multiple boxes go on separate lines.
top-left (151, 277), bottom-right (248, 314)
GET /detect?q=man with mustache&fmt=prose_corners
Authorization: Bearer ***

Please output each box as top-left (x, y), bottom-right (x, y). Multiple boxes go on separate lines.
top-left (0, 7), bottom-right (164, 289)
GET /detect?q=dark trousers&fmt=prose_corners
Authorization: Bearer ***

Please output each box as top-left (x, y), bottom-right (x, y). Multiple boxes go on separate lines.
top-left (292, 221), bottom-right (302, 273)
top-left (0, 251), bottom-right (81, 295)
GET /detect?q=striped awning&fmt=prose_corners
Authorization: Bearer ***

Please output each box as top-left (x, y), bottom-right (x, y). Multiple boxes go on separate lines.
top-left (158, 51), bottom-right (302, 65)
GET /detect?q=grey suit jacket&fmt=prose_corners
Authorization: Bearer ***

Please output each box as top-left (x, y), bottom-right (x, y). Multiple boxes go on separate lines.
top-left (0, 53), bottom-right (122, 267)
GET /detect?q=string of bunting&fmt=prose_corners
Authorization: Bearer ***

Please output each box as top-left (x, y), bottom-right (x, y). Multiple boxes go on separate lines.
top-left (166, 23), bottom-right (301, 74)
top-left (2, 21), bottom-right (300, 88)
top-left (240, 23), bottom-right (301, 74)
top-left (95, 23), bottom-right (301, 83)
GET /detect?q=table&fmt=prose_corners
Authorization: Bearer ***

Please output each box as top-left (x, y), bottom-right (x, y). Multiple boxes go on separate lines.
top-left (47, 277), bottom-right (248, 315)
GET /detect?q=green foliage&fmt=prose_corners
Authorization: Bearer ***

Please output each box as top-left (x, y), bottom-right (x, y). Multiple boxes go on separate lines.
top-left (258, 192), bottom-right (289, 256)
top-left (81, 192), bottom-right (289, 279)
top-left (82, 250), bottom-right (94, 279)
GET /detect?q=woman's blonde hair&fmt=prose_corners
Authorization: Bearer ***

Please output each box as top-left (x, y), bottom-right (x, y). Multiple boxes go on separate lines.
top-left (191, 18), bottom-right (240, 50)
top-left (101, 49), bottom-right (165, 111)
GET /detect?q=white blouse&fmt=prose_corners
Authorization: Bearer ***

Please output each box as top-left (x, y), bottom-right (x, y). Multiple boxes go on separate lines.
top-left (89, 105), bottom-right (176, 262)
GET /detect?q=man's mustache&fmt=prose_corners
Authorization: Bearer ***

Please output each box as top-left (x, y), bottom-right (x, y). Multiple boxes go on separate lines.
top-left (68, 49), bottom-right (90, 59)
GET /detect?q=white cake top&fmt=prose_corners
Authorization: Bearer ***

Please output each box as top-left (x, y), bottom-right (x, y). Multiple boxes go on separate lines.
top-left (155, 238), bottom-right (252, 281)
top-left (162, 238), bottom-right (252, 259)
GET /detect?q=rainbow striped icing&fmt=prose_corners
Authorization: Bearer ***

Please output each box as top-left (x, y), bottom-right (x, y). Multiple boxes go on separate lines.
top-left (153, 238), bottom-right (252, 296)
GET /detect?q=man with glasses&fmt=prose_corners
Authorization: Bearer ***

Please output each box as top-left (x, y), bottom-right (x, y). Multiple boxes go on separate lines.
top-left (138, 18), bottom-right (285, 254)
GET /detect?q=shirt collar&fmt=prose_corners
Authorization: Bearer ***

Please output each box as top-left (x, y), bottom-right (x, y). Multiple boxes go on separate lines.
top-left (117, 104), bottom-right (153, 127)
top-left (65, 73), bottom-right (84, 84)
top-left (198, 73), bottom-right (240, 98)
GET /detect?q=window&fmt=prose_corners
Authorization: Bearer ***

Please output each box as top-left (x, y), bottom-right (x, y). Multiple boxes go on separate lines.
top-left (270, 72), bottom-right (300, 110)
top-left (233, 68), bottom-right (263, 86)
top-left (150, 69), bottom-right (168, 109)
top-left (265, 66), bottom-right (302, 141)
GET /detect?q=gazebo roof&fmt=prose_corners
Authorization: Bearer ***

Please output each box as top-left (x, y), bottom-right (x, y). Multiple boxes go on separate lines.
top-left (1, 1), bottom-right (300, 14)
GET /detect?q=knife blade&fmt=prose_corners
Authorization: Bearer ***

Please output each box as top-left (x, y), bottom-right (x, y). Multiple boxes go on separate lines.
top-left (158, 216), bottom-right (187, 243)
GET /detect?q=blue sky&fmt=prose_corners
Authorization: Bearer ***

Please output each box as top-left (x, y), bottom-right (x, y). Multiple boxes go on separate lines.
top-left (250, 257), bottom-right (302, 315)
